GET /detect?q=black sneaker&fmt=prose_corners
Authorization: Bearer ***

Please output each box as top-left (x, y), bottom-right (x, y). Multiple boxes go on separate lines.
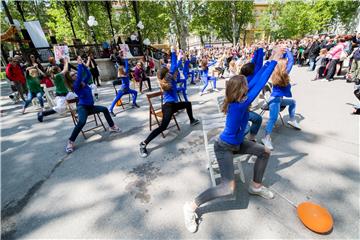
top-left (139, 142), bottom-right (148, 158)
top-left (37, 112), bottom-right (43, 122)
top-left (110, 111), bottom-right (116, 117)
top-left (190, 119), bottom-right (200, 126)
top-left (132, 103), bottom-right (140, 108)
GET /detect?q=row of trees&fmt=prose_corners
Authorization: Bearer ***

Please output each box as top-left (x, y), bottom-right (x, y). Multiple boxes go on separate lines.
top-left (259, 0), bottom-right (360, 40)
top-left (1, 0), bottom-right (359, 50)
top-left (1, 0), bottom-right (254, 49)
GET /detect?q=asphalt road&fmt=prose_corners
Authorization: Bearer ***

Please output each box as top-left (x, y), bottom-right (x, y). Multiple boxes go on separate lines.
top-left (1, 66), bottom-right (359, 239)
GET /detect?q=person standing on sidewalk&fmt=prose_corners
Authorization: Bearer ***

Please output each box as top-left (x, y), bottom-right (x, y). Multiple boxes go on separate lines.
top-left (5, 57), bottom-right (28, 102)
top-left (308, 36), bottom-right (321, 71)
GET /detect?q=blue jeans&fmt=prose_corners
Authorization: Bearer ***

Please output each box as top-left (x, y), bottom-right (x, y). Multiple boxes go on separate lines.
top-left (265, 97), bottom-right (296, 134)
top-left (201, 76), bottom-right (217, 93)
top-left (246, 111), bottom-right (262, 136)
top-left (109, 88), bottom-right (138, 112)
top-left (69, 105), bottom-right (115, 142)
top-left (309, 57), bottom-right (316, 71)
top-left (24, 92), bottom-right (44, 108)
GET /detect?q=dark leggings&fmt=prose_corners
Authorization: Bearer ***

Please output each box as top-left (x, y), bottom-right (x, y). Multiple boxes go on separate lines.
top-left (140, 77), bottom-right (152, 92)
top-left (326, 59), bottom-right (339, 80)
top-left (194, 139), bottom-right (270, 206)
top-left (93, 76), bottom-right (100, 86)
top-left (144, 102), bottom-right (195, 145)
top-left (69, 105), bottom-right (114, 142)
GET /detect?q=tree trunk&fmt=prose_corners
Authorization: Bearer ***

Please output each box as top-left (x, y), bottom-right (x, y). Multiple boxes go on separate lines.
top-left (200, 35), bottom-right (204, 46)
top-left (231, 1), bottom-right (237, 46)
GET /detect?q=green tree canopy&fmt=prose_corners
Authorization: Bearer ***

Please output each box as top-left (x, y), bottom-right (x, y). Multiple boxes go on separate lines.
top-left (260, 0), bottom-right (360, 40)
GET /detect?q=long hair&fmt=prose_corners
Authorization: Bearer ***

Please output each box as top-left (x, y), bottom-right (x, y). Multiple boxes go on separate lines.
top-left (271, 59), bottom-right (290, 87)
top-left (157, 67), bottom-right (172, 91)
top-left (118, 65), bottom-right (126, 77)
top-left (64, 71), bottom-right (74, 90)
top-left (222, 75), bottom-right (248, 114)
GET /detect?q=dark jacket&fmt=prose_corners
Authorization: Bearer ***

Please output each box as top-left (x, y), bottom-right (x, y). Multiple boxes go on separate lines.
top-left (308, 41), bottom-right (321, 58)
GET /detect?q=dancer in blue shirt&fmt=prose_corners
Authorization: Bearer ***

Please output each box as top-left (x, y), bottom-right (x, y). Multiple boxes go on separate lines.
top-left (109, 59), bottom-right (139, 116)
top-left (139, 47), bottom-right (199, 158)
top-left (262, 49), bottom-right (301, 151)
top-left (182, 47), bottom-right (285, 233)
top-left (64, 57), bottom-right (121, 153)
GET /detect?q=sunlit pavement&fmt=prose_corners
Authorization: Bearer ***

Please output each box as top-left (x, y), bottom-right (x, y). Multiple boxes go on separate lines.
top-left (1, 66), bottom-right (359, 239)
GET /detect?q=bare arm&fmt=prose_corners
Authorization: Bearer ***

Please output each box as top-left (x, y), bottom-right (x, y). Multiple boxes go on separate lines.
top-left (86, 56), bottom-right (91, 68)
top-left (60, 59), bottom-right (69, 75)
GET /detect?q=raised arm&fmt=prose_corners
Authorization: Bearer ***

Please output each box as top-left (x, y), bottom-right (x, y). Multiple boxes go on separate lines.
top-left (183, 60), bottom-right (190, 76)
top-left (73, 63), bottom-right (84, 91)
top-left (251, 48), bottom-right (264, 76)
top-left (245, 60), bottom-right (277, 106)
top-left (60, 59), bottom-right (69, 75)
top-left (83, 64), bottom-right (92, 85)
top-left (285, 49), bottom-right (294, 74)
top-left (124, 59), bottom-right (129, 74)
top-left (247, 60), bottom-right (269, 90)
top-left (86, 56), bottom-right (91, 68)
top-left (170, 47), bottom-right (177, 74)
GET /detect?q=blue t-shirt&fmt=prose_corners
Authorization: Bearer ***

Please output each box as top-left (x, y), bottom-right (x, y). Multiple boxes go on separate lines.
top-left (220, 61), bottom-right (277, 145)
top-left (73, 64), bottom-right (94, 106)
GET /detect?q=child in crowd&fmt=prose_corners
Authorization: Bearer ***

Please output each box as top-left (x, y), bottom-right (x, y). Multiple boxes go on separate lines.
top-left (228, 60), bottom-right (237, 77)
top-left (199, 60), bottom-right (219, 96)
top-left (22, 66), bottom-right (45, 114)
top-left (37, 59), bottom-right (77, 122)
top-left (182, 47), bottom-right (285, 233)
top-left (64, 56), bottom-right (121, 153)
top-left (108, 59), bottom-right (139, 116)
top-left (312, 48), bottom-right (328, 81)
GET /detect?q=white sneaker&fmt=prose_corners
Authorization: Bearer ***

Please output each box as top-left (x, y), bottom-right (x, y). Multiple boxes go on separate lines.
top-left (248, 185), bottom-right (275, 199)
top-left (287, 120), bottom-right (301, 130)
top-left (199, 92), bottom-right (204, 96)
top-left (109, 125), bottom-right (122, 133)
top-left (183, 202), bottom-right (198, 233)
top-left (261, 137), bottom-right (274, 151)
top-left (213, 88), bottom-right (219, 92)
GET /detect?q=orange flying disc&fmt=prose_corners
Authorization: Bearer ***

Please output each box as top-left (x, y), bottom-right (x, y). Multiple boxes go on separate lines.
top-left (297, 202), bottom-right (333, 233)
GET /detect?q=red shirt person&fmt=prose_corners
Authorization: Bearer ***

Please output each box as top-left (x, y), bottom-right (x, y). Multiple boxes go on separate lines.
top-left (5, 57), bottom-right (27, 101)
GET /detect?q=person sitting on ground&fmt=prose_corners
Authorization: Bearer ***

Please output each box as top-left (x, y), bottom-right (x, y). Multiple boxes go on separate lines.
top-left (108, 59), bottom-right (140, 116)
top-left (22, 66), bottom-right (45, 114)
top-left (134, 61), bottom-right (152, 93)
top-left (139, 47), bottom-right (199, 158)
top-left (182, 47), bottom-right (285, 233)
top-left (64, 56), bottom-right (121, 153)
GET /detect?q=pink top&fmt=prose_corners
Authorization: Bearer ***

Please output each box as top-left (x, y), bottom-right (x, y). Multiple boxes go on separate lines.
top-left (329, 42), bottom-right (345, 60)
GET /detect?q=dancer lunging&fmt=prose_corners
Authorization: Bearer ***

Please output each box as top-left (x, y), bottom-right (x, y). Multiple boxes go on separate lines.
top-left (109, 58), bottom-right (139, 116)
top-left (139, 47), bottom-right (199, 158)
top-left (64, 57), bottom-right (121, 153)
top-left (182, 48), bottom-right (284, 233)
